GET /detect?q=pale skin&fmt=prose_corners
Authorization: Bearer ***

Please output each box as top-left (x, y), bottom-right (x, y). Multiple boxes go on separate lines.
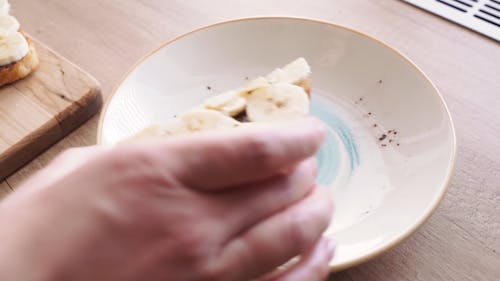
top-left (0, 117), bottom-right (334, 281)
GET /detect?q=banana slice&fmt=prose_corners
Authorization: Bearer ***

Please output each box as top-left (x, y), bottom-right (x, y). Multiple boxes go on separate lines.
top-left (130, 58), bottom-right (313, 141)
top-left (209, 76), bottom-right (270, 116)
top-left (266, 57), bottom-right (311, 85)
top-left (133, 120), bottom-right (185, 139)
top-left (244, 58), bottom-right (310, 91)
top-left (133, 109), bottom-right (241, 140)
top-left (205, 90), bottom-right (246, 116)
top-left (205, 90), bottom-right (238, 109)
top-left (0, 32), bottom-right (29, 66)
top-left (0, 15), bottom-right (18, 38)
top-left (0, 0), bottom-right (10, 16)
top-left (218, 96), bottom-right (246, 116)
top-left (205, 57), bottom-right (311, 116)
top-left (246, 83), bottom-right (309, 122)
top-left (243, 76), bottom-right (270, 92)
top-left (181, 109), bottom-right (241, 131)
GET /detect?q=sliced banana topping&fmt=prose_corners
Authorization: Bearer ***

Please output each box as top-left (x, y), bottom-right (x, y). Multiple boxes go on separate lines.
top-left (205, 90), bottom-right (239, 109)
top-left (133, 109), bottom-right (241, 140)
top-left (132, 58), bottom-right (312, 140)
top-left (218, 96), bottom-right (246, 116)
top-left (0, 32), bottom-right (29, 66)
top-left (181, 109), bottom-right (241, 131)
top-left (205, 90), bottom-right (246, 116)
top-left (246, 83), bottom-right (309, 122)
top-left (242, 76), bottom-right (270, 93)
top-left (266, 57), bottom-right (311, 85)
top-left (133, 120), bottom-right (185, 139)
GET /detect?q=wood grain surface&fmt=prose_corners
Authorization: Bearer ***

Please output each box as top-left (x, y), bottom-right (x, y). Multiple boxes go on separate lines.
top-left (2, 0), bottom-right (500, 280)
top-left (0, 38), bottom-right (102, 180)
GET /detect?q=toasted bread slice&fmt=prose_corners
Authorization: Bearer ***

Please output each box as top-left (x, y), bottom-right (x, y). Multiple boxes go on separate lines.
top-left (0, 33), bottom-right (39, 87)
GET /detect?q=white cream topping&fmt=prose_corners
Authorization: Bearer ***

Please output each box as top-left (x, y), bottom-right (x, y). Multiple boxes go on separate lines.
top-left (0, 1), bottom-right (29, 66)
top-left (0, 32), bottom-right (29, 66)
top-left (0, 0), bottom-right (10, 16)
top-left (0, 15), bottom-right (18, 38)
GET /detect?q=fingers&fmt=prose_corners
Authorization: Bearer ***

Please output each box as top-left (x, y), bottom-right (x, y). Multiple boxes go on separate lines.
top-left (157, 117), bottom-right (326, 191)
top-left (216, 158), bottom-right (317, 237)
top-left (260, 238), bottom-right (335, 281)
top-left (212, 186), bottom-right (334, 281)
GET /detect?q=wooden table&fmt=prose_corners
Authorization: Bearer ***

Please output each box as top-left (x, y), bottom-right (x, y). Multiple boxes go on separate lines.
top-left (1, 0), bottom-right (499, 280)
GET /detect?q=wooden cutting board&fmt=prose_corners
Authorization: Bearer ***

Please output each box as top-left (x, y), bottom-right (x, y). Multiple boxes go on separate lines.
top-left (0, 37), bottom-right (102, 181)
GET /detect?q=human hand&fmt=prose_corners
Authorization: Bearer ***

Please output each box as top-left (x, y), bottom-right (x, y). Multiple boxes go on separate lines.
top-left (0, 117), bottom-right (334, 281)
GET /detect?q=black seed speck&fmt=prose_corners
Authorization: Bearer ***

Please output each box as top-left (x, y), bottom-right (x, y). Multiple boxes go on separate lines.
top-left (389, 139), bottom-right (393, 143)
top-left (368, 112), bottom-right (372, 115)
top-left (381, 144), bottom-right (387, 147)
top-left (359, 97), bottom-right (363, 101)
top-left (379, 134), bottom-right (387, 141)
top-left (397, 143), bottom-right (400, 146)
top-left (378, 80), bottom-right (383, 84)
top-left (206, 86), bottom-right (212, 90)
top-left (373, 124), bottom-right (378, 127)
top-left (394, 131), bottom-right (398, 135)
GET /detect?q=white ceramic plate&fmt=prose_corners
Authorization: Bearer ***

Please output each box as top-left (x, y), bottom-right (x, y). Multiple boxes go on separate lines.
top-left (98, 17), bottom-right (456, 271)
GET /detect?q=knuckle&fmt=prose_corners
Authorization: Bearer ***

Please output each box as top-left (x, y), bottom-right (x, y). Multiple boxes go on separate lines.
top-left (308, 158), bottom-right (319, 178)
top-left (295, 161), bottom-right (317, 185)
top-left (174, 233), bottom-right (221, 280)
top-left (317, 190), bottom-right (335, 223)
top-left (173, 224), bottom-right (221, 259)
top-left (197, 262), bottom-right (224, 281)
top-left (286, 213), bottom-right (314, 252)
top-left (246, 136), bottom-right (275, 165)
top-left (230, 240), bottom-right (253, 269)
top-left (100, 146), bottom-right (174, 187)
top-left (200, 239), bottom-right (250, 281)
top-left (178, 234), bottom-right (207, 259)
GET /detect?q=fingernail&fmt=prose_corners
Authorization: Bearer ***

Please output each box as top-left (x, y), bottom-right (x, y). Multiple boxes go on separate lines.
top-left (326, 239), bottom-right (336, 257)
top-left (313, 119), bottom-right (327, 140)
top-left (310, 157), bottom-right (319, 176)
